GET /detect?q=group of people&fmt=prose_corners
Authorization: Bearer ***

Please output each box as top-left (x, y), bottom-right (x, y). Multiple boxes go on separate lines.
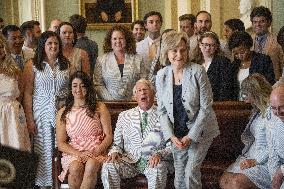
top-left (1, 5), bottom-right (284, 189)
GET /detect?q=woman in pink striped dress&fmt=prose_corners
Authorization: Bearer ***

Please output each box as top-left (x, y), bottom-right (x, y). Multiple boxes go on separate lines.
top-left (56, 71), bottom-right (113, 188)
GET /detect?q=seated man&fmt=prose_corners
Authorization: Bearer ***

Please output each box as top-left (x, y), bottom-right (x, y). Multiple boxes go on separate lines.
top-left (269, 84), bottom-right (284, 189)
top-left (101, 79), bottom-right (171, 189)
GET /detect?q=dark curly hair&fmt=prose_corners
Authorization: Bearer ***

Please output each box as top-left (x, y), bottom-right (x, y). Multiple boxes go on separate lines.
top-left (250, 6), bottom-right (272, 24)
top-left (224, 18), bottom-right (245, 32)
top-left (103, 25), bottom-right (136, 54)
top-left (33, 31), bottom-right (69, 71)
top-left (56, 22), bottom-right (77, 46)
top-left (228, 31), bottom-right (253, 51)
top-left (61, 71), bottom-right (97, 123)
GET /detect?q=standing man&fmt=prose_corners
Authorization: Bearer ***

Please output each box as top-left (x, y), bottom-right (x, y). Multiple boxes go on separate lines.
top-left (179, 14), bottom-right (196, 38)
top-left (189, 11), bottom-right (212, 61)
top-left (250, 6), bottom-right (284, 80)
top-left (131, 20), bottom-right (146, 42)
top-left (2, 25), bottom-right (26, 70)
top-left (20, 20), bottom-right (41, 60)
top-left (101, 79), bottom-right (171, 189)
top-left (69, 14), bottom-right (98, 77)
top-left (136, 11), bottom-right (162, 77)
top-left (48, 19), bottom-right (62, 32)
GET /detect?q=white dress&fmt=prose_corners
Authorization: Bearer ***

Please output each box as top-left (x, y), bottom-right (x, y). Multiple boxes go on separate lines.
top-left (0, 74), bottom-right (30, 151)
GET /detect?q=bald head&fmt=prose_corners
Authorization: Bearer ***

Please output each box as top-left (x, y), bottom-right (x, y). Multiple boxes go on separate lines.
top-left (270, 86), bottom-right (284, 122)
top-left (49, 19), bottom-right (61, 32)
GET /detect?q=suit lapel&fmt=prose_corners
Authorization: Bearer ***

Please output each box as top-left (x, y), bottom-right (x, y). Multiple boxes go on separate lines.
top-left (130, 107), bottom-right (143, 142)
top-left (182, 65), bottom-right (191, 99)
top-left (106, 52), bottom-right (121, 79)
top-left (165, 66), bottom-right (174, 121)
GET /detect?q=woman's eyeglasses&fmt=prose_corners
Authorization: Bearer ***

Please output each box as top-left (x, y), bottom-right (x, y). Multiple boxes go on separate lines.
top-left (201, 43), bottom-right (216, 48)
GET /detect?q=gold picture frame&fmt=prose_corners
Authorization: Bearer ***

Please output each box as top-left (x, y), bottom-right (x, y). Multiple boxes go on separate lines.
top-left (80, 0), bottom-right (139, 30)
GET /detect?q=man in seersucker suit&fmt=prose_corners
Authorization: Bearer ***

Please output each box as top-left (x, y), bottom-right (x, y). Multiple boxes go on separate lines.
top-left (101, 79), bottom-right (171, 189)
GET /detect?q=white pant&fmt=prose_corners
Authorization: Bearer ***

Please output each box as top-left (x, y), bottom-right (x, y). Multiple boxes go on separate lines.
top-left (101, 159), bottom-right (168, 189)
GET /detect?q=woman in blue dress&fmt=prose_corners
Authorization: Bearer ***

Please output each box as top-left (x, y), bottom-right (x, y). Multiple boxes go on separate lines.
top-left (23, 31), bottom-right (69, 188)
top-left (219, 73), bottom-right (272, 189)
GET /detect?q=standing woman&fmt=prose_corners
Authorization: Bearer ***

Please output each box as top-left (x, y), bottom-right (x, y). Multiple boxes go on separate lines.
top-left (93, 25), bottom-right (143, 100)
top-left (0, 35), bottom-right (30, 151)
top-left (23, 31), bottom-right (69, 188)
top-left (156, 31), bottom-right (220, 189)
top-left (196, 31), bottom-right (238, 101)
top-left (56, 71), bottom-right (112, 188)
top-left (57, 22), bottom-right (90, 76)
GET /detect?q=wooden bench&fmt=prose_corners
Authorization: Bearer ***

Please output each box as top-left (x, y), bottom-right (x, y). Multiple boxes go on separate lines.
top-left (53, 101), bottom-right (252, 189)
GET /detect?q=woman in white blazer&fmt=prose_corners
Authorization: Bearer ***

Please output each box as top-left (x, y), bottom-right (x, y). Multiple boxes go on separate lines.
top-left (156, 31), bottom-right (219, 189)
top-left (94, 25), bottom-right (144, 100)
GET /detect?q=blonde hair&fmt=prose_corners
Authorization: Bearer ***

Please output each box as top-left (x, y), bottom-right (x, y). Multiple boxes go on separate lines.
top-left (159, 31), bottom-right (189, 66)
top-left (241, 73), bottom-right (272, 116)
top-left (0, 36), bottom-right (20, 79)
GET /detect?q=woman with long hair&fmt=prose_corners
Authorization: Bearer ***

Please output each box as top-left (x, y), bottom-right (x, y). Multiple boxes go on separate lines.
top-left (220, 73), bottom-right (272, 189)
top-left (23, 31), bottom-right (69, 188)
top-left (57, 22), bottom-right (90, 76)
top-left (56, 71), bottom-right (112, 188)
top-left (0, 34), bottom-right (30, 151)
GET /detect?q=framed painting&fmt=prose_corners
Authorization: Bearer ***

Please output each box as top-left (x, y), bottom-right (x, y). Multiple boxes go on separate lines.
top-left (80, 0), bottom-right (139, 30)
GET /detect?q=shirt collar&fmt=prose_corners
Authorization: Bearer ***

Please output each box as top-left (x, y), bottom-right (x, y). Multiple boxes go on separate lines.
top-left (22, 44), bottom-right (35, 52)
top-left (255, 33), bottom-right (268, 42)
top-left (138, 105), bottom-right (154, 115)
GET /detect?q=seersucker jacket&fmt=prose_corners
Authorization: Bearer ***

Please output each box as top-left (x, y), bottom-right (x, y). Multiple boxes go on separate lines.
top-left (155, 62), bottom-right (220, 143)
top-left (93, 51), bottom-right (144, 100)
top-left (109, 105), bottom-right (171, 163)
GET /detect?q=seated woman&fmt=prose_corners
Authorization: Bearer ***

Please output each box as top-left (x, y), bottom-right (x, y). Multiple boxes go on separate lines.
top-left (56, 71), bottom-right (112, 188)
top-left (93, 25), bottom-right (144, 100)
top-left (219, 73), bottom-right (272, 189)
top-left (195, 31), bottom-right (237, 101)
top-left (57, 22), bottom-right (90, 76)
top-left (229, 31), bottom-right (275, 99)
top-left (0, 35), bottom-right (30, 151)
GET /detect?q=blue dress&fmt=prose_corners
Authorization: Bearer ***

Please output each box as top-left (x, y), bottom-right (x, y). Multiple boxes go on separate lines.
top-left (32, 61), bottom-right (69, 186)
top-left (226, 111), bottom-right (271, 189)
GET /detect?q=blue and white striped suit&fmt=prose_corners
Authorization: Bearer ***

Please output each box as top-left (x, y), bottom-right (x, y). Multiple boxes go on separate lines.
top-left (93, 52), bottom-right (144, 100)
top-left (101, 105), bottom-right (171, 189)
top-left (156, 63), bottom-right (220, 189)
top-left (268, 115), bottom-right (284, 188)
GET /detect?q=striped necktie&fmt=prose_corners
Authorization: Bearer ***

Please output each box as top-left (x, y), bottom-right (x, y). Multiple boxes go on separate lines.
top-left (136, 111), bottom-right (148, 172)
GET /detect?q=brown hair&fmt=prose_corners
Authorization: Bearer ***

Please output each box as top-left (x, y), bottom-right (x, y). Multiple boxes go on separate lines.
top-left (195, 31), bottom-right (222, 64)
top-left (103, 25), bottom-right (136, 54)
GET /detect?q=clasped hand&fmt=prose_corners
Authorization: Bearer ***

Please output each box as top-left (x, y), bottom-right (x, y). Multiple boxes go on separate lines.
top-left (171, 135), bottom-right (191, 149)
